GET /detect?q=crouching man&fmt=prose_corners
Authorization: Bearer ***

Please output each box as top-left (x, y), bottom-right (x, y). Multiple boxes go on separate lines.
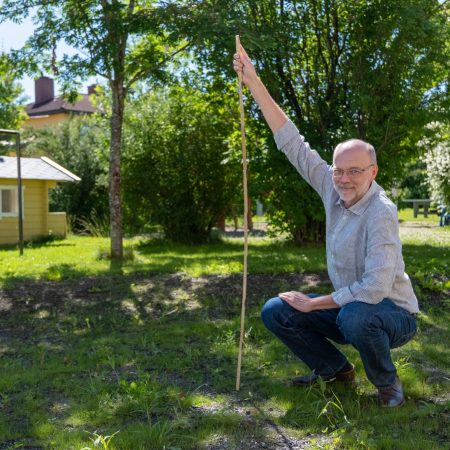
top-left (234, 46), bottom-right (418, 407)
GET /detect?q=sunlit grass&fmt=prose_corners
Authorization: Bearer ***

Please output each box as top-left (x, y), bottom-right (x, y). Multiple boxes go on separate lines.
top-left (397, 206), bottom-right (440, 224)
top-left (1, 208), bottom-right (446, 288)
top-left (0, 236), bottom-right (113, 283)
top-left (0, 234), bottom-right (327, 286)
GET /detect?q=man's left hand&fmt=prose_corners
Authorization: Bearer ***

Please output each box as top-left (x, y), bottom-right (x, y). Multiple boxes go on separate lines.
top-left (279, 291), bottom-right (314, 313)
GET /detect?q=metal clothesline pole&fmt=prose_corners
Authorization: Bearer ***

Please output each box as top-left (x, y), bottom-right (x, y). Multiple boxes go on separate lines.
top-left (0, 128), bottom-right (23, 256)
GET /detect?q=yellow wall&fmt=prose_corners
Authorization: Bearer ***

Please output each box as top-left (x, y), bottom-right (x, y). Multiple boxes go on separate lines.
top-left (0, 178), bottom-right (67, 245)
top-left (48, 213), bottom-right (67, 236)
top-left (23, 112), bottom-right (70, 129)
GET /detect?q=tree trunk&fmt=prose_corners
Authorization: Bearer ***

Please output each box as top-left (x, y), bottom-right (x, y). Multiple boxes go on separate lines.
top-left (109, 81), bottom-right (125, 260)
top-left (247, 197), bottom-right (253, 231)
top-left (216, 213), bottom-right (226, 231)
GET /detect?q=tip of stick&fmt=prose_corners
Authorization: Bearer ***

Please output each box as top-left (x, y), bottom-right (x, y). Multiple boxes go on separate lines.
top-left (235, 34), bottom-right (240, 50)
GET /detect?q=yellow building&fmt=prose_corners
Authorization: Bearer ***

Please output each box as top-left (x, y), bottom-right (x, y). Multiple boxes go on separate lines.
top-left (24, 76), bottom-right (97, 128)
top-left (0, 155), bottom-right (80, 245)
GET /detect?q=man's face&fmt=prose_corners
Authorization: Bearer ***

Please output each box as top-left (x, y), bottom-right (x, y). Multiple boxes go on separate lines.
top-left (332, 143), bottom-right (378, 208)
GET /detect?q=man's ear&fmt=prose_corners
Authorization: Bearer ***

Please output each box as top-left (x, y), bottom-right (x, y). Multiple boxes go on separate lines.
top-left (372, 164), bottom-right (379, 180)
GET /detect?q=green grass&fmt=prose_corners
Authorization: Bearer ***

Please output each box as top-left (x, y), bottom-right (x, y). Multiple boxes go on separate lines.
top-left (397, 207), bottom-right (440, 224)
top-left (399, 219), bottom-right (450, 297)
top-left (0, 212), bottom-right (448, 449)
top-left (0, 234), bottom-right (327, 286)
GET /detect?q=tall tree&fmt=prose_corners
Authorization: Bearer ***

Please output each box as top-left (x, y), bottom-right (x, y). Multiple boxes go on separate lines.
top-left (187, 0), bottom-right (450, 243)
top-left (0, 0), bottom-right (191, 259)
top-left (0, 52), bottom-right (26, 132)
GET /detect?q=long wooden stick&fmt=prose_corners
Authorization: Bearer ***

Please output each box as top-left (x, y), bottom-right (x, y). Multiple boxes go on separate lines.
top-left (235, 34), bottom-right (249, 391)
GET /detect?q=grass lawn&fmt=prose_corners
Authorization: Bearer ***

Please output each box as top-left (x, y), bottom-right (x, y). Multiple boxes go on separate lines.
top-left (0, 210), bottom-right (448, 449)
top-left (397, 207), bottom-right (440, 225)
top-left (0, 235), bottom-right (328, 285)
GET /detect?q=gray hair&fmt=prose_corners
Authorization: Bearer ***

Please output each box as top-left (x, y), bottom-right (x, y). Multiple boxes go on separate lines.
top-left (334, 139), bottom-right (377, 164)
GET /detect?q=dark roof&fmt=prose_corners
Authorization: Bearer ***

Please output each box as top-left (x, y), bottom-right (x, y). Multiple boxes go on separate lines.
top-left (26, 94), bottom-right (97, 117)
top-left (0, 156), bottom-right (80, 182)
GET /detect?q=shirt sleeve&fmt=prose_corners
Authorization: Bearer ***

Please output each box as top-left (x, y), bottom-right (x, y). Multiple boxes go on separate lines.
top-left (331, 205), bottom-right (400, 306)
top-left (274, 120), bottom-right (330, 199)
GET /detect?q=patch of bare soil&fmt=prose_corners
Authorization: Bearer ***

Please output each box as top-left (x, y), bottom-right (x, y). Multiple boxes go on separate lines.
top-left (193, 398), bottom-right (331, 450)
top-left (0, 272), bottom-right (332, 321)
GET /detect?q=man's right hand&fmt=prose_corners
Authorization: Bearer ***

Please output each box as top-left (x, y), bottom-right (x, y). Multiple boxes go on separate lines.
top-left (232, 44), bottom-right (288, 133)
top-left (233, 45), bottom-right (259, 88)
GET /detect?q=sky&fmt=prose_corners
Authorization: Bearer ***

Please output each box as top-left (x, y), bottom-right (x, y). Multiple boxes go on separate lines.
top-left (0, 15), bottom-right (100, 103)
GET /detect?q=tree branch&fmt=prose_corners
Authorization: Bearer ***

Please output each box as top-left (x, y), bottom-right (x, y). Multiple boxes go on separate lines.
top-left (125, 40), bottom-right (192, 90)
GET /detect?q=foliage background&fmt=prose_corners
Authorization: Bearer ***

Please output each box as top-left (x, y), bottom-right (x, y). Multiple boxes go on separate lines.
top-left (122, 81), bottom-right (241, 242)
top-left (1, 0), bottom-right (449, 243)
top-left (0, 52), bottom-right (25, 135)
top-left (23, 116), bottom-right (109, 231)
top-left (420, 122), bottom-right (450, 206)
top-left (184, 0), bottom-right (450, 242)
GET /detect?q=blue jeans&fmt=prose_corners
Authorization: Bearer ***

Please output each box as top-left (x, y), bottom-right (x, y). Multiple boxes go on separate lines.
top-left (261, 296), bottom-right (417, 388)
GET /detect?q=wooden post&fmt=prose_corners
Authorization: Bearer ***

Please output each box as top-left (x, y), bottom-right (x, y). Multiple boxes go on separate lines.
top-left (235, 34), bottom-right (249, 391)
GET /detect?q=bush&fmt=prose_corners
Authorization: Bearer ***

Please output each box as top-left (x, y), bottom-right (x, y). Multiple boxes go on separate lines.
top-left (122, 85), bottom-right (240, 243)
top-left (397, 159), bottom-right (430, 206)
top-left (420, 123), bottom-right (450, 207)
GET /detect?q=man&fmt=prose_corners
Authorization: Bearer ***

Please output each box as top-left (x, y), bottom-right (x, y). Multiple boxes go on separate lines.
top-left (233, 46), bottom-right (418, 407)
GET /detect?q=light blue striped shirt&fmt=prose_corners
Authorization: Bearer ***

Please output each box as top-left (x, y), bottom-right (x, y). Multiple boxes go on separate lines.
top-left (274, 121), bottom-right (419, 314)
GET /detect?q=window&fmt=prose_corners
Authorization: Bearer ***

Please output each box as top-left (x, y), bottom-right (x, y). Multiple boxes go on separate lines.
top-left (0, 186), bottom-right (21, 217)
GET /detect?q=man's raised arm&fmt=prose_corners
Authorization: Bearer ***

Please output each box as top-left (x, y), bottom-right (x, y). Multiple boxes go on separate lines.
top-left (233, 45), bottom-right (288, 133)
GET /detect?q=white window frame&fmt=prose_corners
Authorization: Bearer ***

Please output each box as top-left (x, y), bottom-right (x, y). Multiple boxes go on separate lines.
top-left (0, 185), bottom-right (24, 218)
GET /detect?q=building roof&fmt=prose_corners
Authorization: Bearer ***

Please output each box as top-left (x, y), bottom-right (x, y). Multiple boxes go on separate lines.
top-left (0, 156), bottom-right (80, 182)
top-left (26, 94), bottom-right (97, 117)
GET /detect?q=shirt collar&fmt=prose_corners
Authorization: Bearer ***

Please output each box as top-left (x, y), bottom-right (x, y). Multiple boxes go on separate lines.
top-left (335, 181), bottom-right (380, 215)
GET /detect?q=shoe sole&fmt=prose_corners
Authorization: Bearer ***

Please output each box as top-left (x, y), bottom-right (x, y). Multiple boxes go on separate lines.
top-left (380, 398), bottom-right (405, 408)
top-left (292, 376), bottom-right (356, 387)
top-left (291, 366), bottom-right (356, 387)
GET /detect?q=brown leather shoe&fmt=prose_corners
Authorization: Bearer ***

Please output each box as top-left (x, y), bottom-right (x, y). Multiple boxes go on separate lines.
top-left (378, 377), bottom-right (405, 407)
top-left (292, 364), bottom-right (355, 386)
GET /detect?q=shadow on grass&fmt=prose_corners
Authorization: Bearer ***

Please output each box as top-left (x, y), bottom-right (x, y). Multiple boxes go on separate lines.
top-left (0, 269), bottom-right (449, 448)
top-left (1, 260), bottom-right (127, 289)
top-left (402, 242), bottom-right (450, 261)
top-left (0, 271), bottom-right (327, 448)
top-left (0, 235), bottom-right (73, 252)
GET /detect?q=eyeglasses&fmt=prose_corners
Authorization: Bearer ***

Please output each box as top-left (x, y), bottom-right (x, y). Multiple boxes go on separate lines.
top-left (330, 164), bottom-right (375, 179)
